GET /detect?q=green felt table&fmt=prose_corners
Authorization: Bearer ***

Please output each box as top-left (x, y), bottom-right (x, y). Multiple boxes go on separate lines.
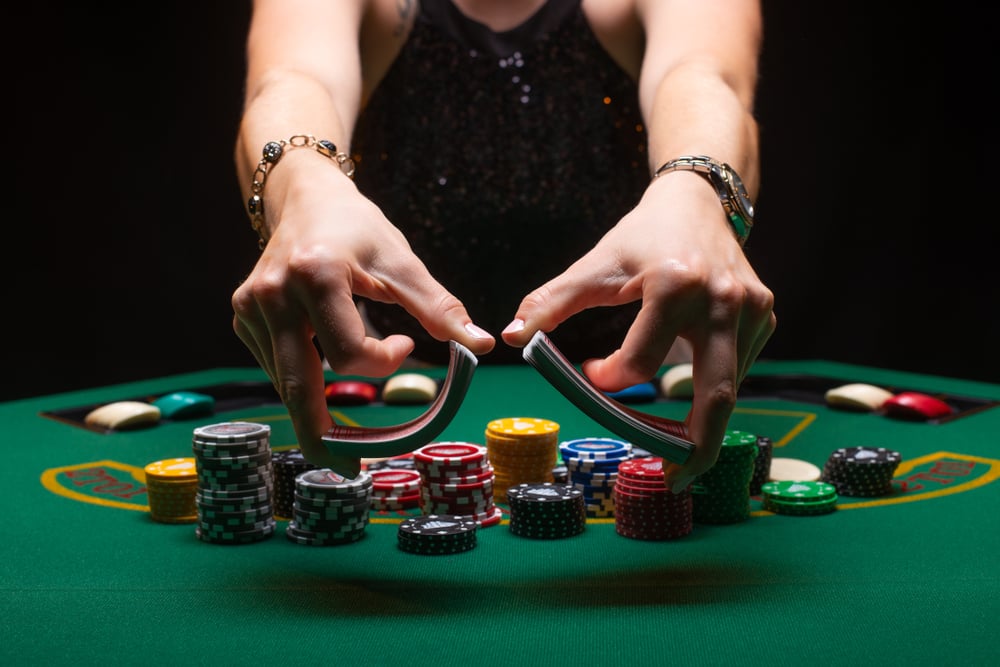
top-left (2, 360), bottom-right (998, 666)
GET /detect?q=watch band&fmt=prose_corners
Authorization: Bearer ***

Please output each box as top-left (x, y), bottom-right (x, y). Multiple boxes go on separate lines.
top-left (653, 155), bottom-right (755, 245)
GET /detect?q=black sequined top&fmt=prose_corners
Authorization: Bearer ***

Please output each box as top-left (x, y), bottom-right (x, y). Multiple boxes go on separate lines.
top-left (352, 0), bottom-right (649, 364)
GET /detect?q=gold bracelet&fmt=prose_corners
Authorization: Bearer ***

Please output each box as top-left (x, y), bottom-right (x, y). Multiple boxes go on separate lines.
top-left (246, 134), bottom-right (355, 249)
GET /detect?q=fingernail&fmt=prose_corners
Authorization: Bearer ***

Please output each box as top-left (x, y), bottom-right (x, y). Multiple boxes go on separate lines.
top-left (464, 322), bottom-right (492, 339)
top-left (502, 318), bottom-right (525, 335)
top-left (671, 475), bottom-right (696, 494)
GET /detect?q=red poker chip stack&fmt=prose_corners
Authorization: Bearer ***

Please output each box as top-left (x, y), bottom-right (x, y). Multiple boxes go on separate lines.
top-left (368, 469), bottom-right (422, 511)
top-left (613, 457), bottom-right (693, 541)
top-left (413, 442), bottom-right (503, 527)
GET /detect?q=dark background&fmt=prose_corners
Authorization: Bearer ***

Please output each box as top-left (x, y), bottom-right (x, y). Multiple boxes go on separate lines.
top-left (7, 2), bottom-right (998, 403)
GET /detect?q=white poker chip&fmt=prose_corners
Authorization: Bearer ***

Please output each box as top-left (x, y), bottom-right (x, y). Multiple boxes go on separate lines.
top-left (84, 401), bottom-right (161, 430)
top-left (824, 383), bottom-right (894, 411)
top-left (660, 363), bottom-right (694, 398)
top-left (382, 373), bottom-right (439, 404)
top-left (768, 457), bottom-right (822, 482)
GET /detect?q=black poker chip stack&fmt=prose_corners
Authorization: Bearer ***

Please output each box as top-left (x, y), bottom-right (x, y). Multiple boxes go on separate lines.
top-left (271, 448), bottom-right (318, 519)
top-left (286, 469), bottom-right (373, 545)
top-left (397, 514), bottom-right (479, 554)
top-left (192, 421), bottom-right (276, 545)
top-left (749, 436), bottom-right (773, 495)
top-left (506, 482), bottom-right (587, 539)
top-left (821, 446), bottom-right (902, 497)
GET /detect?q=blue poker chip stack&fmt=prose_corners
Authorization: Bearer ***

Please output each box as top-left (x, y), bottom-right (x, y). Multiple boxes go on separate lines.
top-left (558, 438), bottom-right (633, 518)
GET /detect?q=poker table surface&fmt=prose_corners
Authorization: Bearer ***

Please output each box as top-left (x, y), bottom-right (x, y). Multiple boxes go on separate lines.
top-left (3, 360), bottom-right (999, 666)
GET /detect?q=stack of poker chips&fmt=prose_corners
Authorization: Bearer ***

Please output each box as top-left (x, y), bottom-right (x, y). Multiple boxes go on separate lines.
top-left (365, 454), bottom-right (417, 472)
top-left (760, 480), bottom-right (838, 516)
top-left (749, 435), bottom-right (773, 495)
top-left (506, 482), bottom-right (586, 539)
top-left (691, 429), bottom-right (758, 525)
top-left (369, 469), bottom-right (421, 511)
top-left (484, 417), bottom-right (560, 498)
top-left (559, 437), bottom-right (633, 518)
top-left (286, 469), bottom-right (372, 545)
top-left (397, 514), bottom-right (478, 555)
top-left (271, 448), bottom-right (318, 519)
top-left (414, 442), bottom-right (503, 527)
top-left (614, 457), bottom-right (693, 540)
top-left (191, 421), bottom-right (276, 545)
top-left (144, 457), bottom-right (198, 524)
top-left (821, 446), bottom-right (902, 497)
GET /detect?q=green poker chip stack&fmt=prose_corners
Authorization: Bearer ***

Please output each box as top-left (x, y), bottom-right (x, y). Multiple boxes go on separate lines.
top-left (760, 480), bottom-right (838, 516)
top-left (691, 430), bottom-right (758, 524)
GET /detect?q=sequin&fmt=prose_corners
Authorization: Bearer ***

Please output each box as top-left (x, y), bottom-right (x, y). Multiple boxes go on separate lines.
top-left (352, 0), bottom-right (648, 364)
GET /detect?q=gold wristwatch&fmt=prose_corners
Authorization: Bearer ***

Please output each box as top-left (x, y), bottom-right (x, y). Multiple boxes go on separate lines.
top-left (653, 155), bottom-right (755, 246)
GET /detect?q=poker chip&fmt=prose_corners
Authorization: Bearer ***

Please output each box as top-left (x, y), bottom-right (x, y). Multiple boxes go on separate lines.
top-left (286, 468), bottom-right (372, 545)
top-left (821, 446), bottom-right (902, 497)
top-left (768, 457), bottom-right (822, 482)
top-left (369, 469), bottom-right (421, 512)
top-left (397, 514), bottom-right (478, 554)
top-left (324, 380), bottom-right (378, 406)
top-left (381, 373), bottom-right (439, 404)
top-left (506, 483), bottom-right (586, 539)
top-left (85, 401), bottom-right (161, 431)
top-left (151, 391), bottom-right (215, 420)
top-left (559, 437), bottom-right (632, 519)
top-left (364, 454), bottom-right (417, 471)
top-left (604, 382), bottom-right (657, 404)
top-left (271, 448), bottom-right (318, 519)
top-left (824, 383), bottom-right (894, 412)
top-left (760, 480), bottom-right (838, 516)
top-left (192, 421), bottom-right (275, 544)
top-left (691, 429), bottom-right (758, 525)
top-left (659, 363), bottom-right (694, 399)
top-left (414, 442), bottom-right (498, 525)
top-left (881, 392), bottom-right (953, 421)
top-left (144, 458), bottom-right (198, 524)
top-left (485, 418), bottom-right (560, 497)
top-left (749, 435), bottom-right (773, 495)
top-left (614, 457), bottom-right (693, 540)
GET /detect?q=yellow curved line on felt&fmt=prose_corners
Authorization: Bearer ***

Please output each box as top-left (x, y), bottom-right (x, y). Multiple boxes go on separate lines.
top-left (732, 407), bottom-right (816, 448)
top-left (41, 460), bottom-right (150, 512)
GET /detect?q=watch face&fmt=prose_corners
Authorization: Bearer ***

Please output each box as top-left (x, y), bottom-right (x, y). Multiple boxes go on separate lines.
top-left (722, 166), bottom-right (754, 222)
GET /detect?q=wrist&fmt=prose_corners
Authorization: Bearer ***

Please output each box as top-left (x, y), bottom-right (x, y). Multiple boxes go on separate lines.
top-left (246, 135), bottom-right (355, 249)
top-left (652, 155), bottom-right (755, 246)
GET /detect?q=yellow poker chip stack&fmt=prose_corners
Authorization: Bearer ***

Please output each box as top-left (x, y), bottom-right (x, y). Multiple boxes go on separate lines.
top-left (143, 458), bottom-right (199, 524)
top-left (484, 417), bottom-right (560, 499)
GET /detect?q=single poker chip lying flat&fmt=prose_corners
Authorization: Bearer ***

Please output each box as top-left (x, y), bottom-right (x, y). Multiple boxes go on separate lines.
top-left (824, 383), bottom-right (894, 411)
top-left (85, 401), bottom-right (161, 430)
top-left (659, 363), bottom-right (694, 399)
top-left (324, 380), bottom-right (378, 406)
top-left (605, 382), bottom-right (657, 404)
top-left (768, 457), bottom-right (822, 482)
top-left (381, 373), bottom-right (439, 404)
top-left (151, 391), bottom-right (216, 419)
top-left (881, 391), bottom-right (953, 420)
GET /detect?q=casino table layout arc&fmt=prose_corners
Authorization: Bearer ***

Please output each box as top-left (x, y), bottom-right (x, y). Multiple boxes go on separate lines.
top-left (2, 360), bottom-right (998, 666)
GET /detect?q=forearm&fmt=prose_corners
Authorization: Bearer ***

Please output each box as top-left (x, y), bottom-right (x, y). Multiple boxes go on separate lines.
top-left (637, 0), bottom-right (762, 197)
top-left (235, 0), bottom-right (367, 237)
